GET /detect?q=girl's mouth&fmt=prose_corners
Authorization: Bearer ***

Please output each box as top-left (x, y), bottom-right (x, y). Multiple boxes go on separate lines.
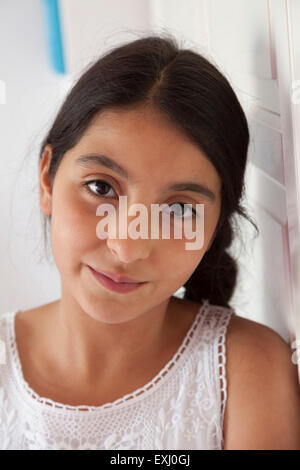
top-left (87, 266), bottom-right (148, 293)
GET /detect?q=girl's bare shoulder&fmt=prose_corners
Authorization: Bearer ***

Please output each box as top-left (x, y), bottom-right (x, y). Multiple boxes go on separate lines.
top-left (224, 309), bottom-right (293, 390)
top-left (225, 309), bottom-right (289, 356)
top-left (223, 310), bottom-right (300, 449)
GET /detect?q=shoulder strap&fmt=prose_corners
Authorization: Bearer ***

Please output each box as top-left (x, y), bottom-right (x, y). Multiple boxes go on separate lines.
top-left (202, 303), bottom-right (234, 448)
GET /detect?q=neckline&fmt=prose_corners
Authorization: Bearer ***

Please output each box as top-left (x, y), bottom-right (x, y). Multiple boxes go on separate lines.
top-left (7, 299), bottom-right (209, 413)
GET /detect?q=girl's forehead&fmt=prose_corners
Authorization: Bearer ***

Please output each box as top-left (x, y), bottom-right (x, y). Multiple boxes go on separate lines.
top-left (71, 109), bottom-right (210, 165)
top-left (60, 107), bottom-right (221, 193)
top-left (84, 106), bottom-right (193, 146)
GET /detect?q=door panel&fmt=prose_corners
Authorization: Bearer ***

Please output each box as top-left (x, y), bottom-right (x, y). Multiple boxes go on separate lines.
top-left (150, 0), bottom-right (300, 380)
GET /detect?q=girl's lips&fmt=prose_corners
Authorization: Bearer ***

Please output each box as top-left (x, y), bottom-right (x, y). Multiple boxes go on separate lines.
top-left (87, 266), bottom-right (148, 293)
top-left (93, 267), bottom-right (145, 284)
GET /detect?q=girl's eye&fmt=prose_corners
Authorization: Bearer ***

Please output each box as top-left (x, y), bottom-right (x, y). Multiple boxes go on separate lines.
top-left (165, 203), bottom-right (198, 219)
top-left (83, 180), bottom-right (117, 199)
top-left (82, 181), bottom-right (198, 218)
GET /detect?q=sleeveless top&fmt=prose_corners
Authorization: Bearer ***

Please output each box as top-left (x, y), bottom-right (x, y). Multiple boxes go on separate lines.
top-left (0, 299), bottom-right (234, 450)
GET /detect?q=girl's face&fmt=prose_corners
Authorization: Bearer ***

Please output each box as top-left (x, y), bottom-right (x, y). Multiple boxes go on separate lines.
top-left (40, 105), bottom-right (222, 324)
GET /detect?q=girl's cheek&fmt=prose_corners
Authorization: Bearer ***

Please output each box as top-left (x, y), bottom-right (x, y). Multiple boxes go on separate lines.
top-left (51, 203), bottom-right (91, 255)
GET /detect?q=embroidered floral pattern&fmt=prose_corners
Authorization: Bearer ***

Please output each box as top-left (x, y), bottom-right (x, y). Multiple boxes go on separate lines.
top-left (0, 304), bottom-right (233, 450)
top-left (0, 387), bottom-right (18, 449)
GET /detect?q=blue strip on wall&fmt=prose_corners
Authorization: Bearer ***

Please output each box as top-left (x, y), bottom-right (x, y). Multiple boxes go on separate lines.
top-left (41, 0), bottom-right (66, 74)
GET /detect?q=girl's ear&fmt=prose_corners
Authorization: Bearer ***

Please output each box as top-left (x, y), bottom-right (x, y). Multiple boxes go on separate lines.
top-left (39, 145), bottom-right (53, 216)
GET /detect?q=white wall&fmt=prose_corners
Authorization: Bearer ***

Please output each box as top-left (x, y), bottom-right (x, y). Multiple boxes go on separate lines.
top-left (59, 0), bottom-right (153, 77)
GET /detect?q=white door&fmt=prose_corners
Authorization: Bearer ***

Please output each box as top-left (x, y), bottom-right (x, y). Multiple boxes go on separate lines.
top-left (149, 0), bottom-right (300, 381)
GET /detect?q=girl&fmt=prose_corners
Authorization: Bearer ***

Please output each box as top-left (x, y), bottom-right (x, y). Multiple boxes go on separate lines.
top-left (0, 34), bottom-right (300, 450)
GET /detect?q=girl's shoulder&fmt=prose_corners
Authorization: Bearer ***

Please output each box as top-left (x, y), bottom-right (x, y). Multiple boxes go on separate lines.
top-left (223, 310), bottom-right (299, 449)
top-left (224, 309), bottom-right (291, 386)
top-left (225, 310), bottom-right (288, 353)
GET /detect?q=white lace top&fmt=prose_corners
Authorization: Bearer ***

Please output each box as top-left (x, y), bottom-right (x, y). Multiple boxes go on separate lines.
top-left (0, 299), bottom-right (234, 450)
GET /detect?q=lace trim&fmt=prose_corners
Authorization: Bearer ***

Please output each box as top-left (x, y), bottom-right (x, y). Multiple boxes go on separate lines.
top-left (215, 307), bottom-right (234, 449)
top-left (7, 299), bottom-right (210, 413)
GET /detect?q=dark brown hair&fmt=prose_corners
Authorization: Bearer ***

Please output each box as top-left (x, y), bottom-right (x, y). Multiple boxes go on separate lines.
top-left (38, 33), bottom-right (258, 308)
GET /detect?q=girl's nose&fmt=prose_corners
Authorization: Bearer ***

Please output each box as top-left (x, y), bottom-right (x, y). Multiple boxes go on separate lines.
top-left (104, 208), bottom-right (154, 263)
top-left (106, 234), bottom-right (152, 264)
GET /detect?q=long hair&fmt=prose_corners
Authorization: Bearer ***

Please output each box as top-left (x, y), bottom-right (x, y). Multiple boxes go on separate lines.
top-left (39, 34), bottom-right (258, 308)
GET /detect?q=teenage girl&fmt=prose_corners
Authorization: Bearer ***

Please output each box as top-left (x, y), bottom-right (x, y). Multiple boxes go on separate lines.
top-left (0, 34), bottom-right (299, 450)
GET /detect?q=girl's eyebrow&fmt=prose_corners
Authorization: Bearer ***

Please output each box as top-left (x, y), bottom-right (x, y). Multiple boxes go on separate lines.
top-left (165, 182), bottom-right (216, 201)
top-left (76, 154), bottom-right (130, 180)
top-left (75, 154), bottom-right (216, 202)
